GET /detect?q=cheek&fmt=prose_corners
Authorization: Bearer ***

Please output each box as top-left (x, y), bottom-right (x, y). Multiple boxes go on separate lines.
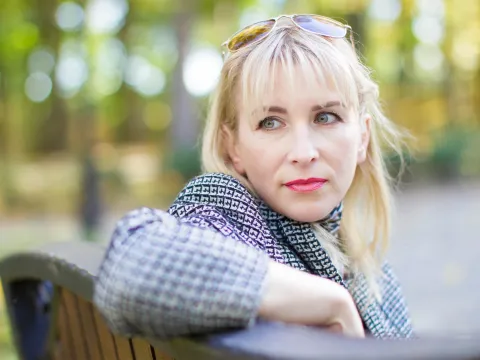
top-left (238, 132), bottom-right (281, 171)
top-left (328, 129), bottom-right (361, 181)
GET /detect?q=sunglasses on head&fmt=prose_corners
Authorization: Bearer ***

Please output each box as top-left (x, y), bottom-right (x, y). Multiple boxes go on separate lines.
top-left (222, 14), bottom-right (354, 54)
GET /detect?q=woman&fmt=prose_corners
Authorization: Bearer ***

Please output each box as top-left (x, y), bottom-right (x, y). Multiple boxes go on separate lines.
top-left (94, 14), bottom-right (414, 340)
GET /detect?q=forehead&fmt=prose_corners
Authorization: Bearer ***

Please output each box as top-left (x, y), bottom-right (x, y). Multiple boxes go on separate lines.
top-left (266, 68), bottom-right (340, 104)
top-left (238, 64), bottom-right (349, 116)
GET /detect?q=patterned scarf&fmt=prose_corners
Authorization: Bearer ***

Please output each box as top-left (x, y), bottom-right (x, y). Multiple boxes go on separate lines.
top-left (319, 202), bottom-right (343, 237)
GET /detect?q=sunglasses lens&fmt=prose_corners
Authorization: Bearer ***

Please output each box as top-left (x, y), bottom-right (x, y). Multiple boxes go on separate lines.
top-left (228, 19), bottom-right (276, 51)
top-left (293, 15), bottom-right (347, 38)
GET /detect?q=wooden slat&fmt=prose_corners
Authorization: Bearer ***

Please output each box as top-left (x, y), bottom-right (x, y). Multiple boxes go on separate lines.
top-left (47, 286), bottom-right (62, 360)
top-left (92, 308), bottom-right (119, 360)
top-left (62, 290), bottom-right (90, 359)
top-left (75, 298), bottom-right (102, 360)
top-left (113, 335), bottom-right (134, 360)
top-left (56, 291), bottom-right (76, 360)
top-left (131, 338), bottom-right (155, 359)
top-left (52, 342), bottom-right (63, 360)
top-left (153, 346), bottom-right (175, 360)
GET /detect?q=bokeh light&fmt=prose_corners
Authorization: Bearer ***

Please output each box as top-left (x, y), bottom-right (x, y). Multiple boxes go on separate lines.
top-left (55, 2), bottom-right (84, 31)
top-left (125, 55), bottom-right (166, 97)
top-left (85, 0), bottom-right (128, 34)
top-left (368, 0), bottom-right (402, 22)
top-left (413, 43), bottom-right (445, 75)
top-left (55, 42), bottom-right (89, 98)
top-left (25, 72), bottom-right (53, 103)
top-left (416, 0), bottom-right (445, 18)
top-left (148, 26), bottom-right (179, 69)
top-left (28, 47), bottom-right (56, 75)
top-left (412, 15), bottom-right (445, 45)
top-left (183, 47), bottom-right (223, 97)
top-left (452, 40), bottom-right (479, 71)
top-left (92, 38), bottom-right (127, 97)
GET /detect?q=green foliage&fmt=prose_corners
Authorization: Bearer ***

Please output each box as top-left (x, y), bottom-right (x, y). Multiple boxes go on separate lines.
top-left (165, 146), bottom-right (202, 180)
top-left (428, 125), bottom-right (479, 180)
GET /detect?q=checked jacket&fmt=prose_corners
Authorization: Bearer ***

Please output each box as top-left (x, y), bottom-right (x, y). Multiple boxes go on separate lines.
top-left (94, 173), bottom-right (414, 339)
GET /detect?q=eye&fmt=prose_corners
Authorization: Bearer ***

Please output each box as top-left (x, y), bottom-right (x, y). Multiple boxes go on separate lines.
top-left (258, 117), bottom-right (282, 130)
top-left (314, 112), bottom-right (341, 124)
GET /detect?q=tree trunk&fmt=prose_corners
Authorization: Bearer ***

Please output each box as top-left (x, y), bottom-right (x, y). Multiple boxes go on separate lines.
top-left (170, 1), bottom-right (198, 150)
top-left (34, 0), bottom-right (69, 153)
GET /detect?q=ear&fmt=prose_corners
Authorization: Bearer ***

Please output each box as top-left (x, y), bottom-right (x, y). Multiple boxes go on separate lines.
top-left (357, 114), bottom-right (371, 164)
top-left (221, 125), bottom-right (245, 174)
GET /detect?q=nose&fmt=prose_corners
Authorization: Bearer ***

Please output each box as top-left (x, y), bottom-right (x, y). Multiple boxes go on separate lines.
top-left (286, 129), bottom-right (319, 165)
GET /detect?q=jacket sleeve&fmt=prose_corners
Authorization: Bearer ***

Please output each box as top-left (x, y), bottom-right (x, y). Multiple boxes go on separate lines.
top-left (93, 206), bottom-right (269, 339)
top-left (379, 262), bottom-right (415, 338)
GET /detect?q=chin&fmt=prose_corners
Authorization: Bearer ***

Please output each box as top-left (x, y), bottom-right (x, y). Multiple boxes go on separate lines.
top-left (282, 205), bottom-right (330, 223)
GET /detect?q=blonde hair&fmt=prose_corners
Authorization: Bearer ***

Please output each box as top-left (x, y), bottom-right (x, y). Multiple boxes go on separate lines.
top-left (201, 24), bottom-right (408, 299)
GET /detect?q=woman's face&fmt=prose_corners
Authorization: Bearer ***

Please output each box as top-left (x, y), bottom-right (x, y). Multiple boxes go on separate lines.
top-left (227, 70), bottom-right (370, 222)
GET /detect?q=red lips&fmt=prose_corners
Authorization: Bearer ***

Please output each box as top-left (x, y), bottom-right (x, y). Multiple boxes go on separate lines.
top-left (284, 178), bottom-right (327, 193)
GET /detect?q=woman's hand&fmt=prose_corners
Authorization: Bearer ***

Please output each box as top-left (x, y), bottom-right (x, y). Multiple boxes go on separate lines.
top-left (258, 260), bottom-right (365, 338)
top-left (324, 296), bottom-right (365, 338)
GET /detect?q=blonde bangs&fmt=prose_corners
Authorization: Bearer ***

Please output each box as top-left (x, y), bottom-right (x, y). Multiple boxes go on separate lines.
top-left (237, 27), bottom-right (360, 120)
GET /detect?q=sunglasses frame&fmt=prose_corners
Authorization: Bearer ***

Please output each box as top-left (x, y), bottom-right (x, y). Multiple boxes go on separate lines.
top-left (222, 14), bottom-right (354, 54)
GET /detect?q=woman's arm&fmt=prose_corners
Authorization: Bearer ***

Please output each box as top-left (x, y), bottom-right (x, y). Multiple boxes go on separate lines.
top-left (260, 261), bottom-right (365, 338)
top-left (94, 207), bottom-right (268, 338)
top-left (94, 207), bottom-right (363, 339)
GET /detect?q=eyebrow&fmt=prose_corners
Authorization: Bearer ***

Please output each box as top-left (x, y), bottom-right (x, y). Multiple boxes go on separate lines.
top-left (264, 101), bottom-right (343, 114)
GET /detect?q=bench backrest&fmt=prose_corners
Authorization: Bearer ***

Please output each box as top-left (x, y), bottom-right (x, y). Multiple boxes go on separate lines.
top-left (0, 242), bottom-right (177, 360)
top-left (2, 241), bottom-right (480, 360)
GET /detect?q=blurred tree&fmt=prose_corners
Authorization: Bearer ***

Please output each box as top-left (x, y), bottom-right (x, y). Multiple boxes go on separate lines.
top-left (166, 0), bottom-right (255, 179)
top-left (170, 0), bottom-right (197, 150)
top-left (0, 0), bottom-right (35, 209)
top-left (31, 0), bottom-right (69, 153)
top-left (1, 0), bottom-right (480, 216)
top-left (116, 0), bottom-right (146, 143)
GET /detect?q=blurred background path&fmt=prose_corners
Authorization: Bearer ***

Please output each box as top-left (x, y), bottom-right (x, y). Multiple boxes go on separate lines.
top-left (389, 181), bottom-right (480, 337)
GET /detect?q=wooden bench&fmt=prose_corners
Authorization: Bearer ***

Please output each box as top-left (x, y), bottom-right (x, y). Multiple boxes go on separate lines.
top-left (1, 241), bottom-right (480, 360)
